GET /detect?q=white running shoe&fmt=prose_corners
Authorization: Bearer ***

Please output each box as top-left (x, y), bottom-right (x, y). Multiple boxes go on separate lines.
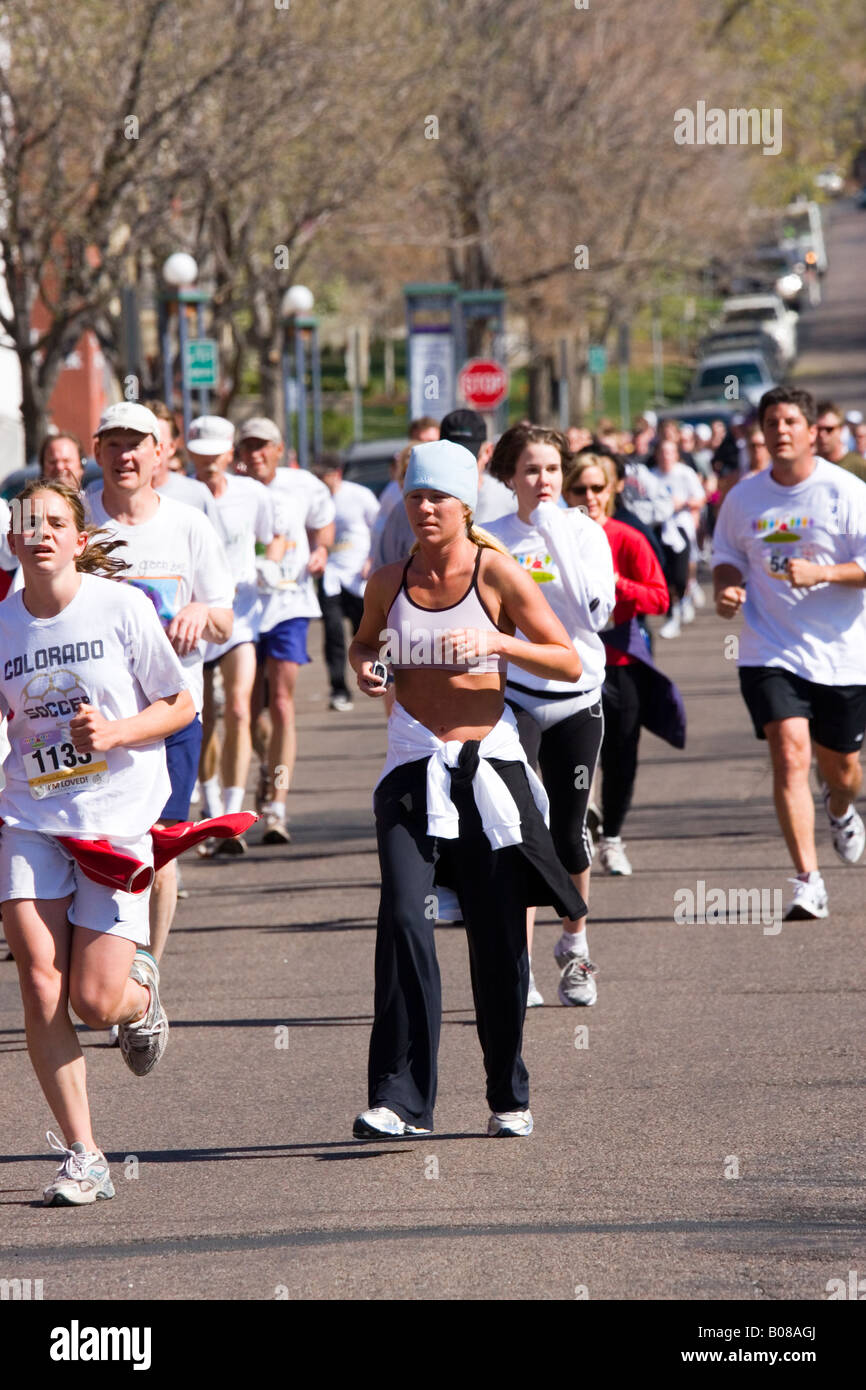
top-left (262, 812), bottom-right (291, 846)
top-left (353, 1107), bottom-right (431, 1139)
top-left (598, 835), bottom-right (633, 876)
top-left (783, 876), bottom-right (829, 921)
top-left (42, 1131), bottom-right (115, 1206)
top-left (487, 1109), bottom-right (534, 1137)
top-left (329, 692), bottom-right (354, 712)
top-left (118, 950), bottom-right (169, 1076)
top-left (553, 943), bottom-right (598, 1006)
top-left (823, 790), bottom-right (866, 864)
top-left (526, 968), bottom-right (544, 1008)
top-left (689, 581), bottom-right (706, 609)
top-left (658, 607), bottom-right (681, 639)
top-left (680, 595), bottom-right (696, 624)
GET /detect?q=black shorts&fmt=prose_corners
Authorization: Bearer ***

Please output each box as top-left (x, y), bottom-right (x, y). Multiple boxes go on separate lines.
top-left (738, 666), bottom-right (866, 754)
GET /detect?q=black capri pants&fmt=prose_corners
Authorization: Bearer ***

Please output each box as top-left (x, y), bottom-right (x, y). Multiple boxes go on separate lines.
top-left (369, 751), bottom-right (584, 1130)
top-left (510, 699), bottom-right (604, 873)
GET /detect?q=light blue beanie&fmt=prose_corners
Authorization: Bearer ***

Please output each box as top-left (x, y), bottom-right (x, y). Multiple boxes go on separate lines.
top-left (403, 440), bottom-right (478, 511)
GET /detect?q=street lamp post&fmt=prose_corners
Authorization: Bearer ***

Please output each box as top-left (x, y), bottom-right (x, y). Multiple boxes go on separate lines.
top-left (281, 285), bottom-right (317, 468)
top-left (162, 252), bottom-right (200, 440)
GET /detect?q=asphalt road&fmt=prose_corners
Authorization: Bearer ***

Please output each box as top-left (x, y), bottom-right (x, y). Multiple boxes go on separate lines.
top-left (1, 202), bottom-right (864, 1308)
top-left (1, 595), bottom-right (864, 1305)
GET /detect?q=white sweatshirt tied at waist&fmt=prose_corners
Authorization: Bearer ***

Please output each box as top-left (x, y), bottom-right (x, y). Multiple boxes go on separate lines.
top-left (375, 700), bottom-right (550, 849)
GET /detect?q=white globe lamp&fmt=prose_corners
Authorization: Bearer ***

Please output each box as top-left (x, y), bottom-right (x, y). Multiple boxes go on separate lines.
top-left (162, 252), bottom-right (199, 288)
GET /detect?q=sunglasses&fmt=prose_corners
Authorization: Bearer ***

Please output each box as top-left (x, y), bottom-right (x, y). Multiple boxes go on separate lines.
top-left (569, 483), bottom-right (607, 495)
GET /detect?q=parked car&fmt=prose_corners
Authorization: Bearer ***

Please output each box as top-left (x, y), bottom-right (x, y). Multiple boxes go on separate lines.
top-left (687, 351), bottom-right (778, 409)
top-left (340, 437), bottom-right (409, 498)
top-left (697, 330), bottom-right (786, 379)
top-left (718, 294), bottom-right (798, 366)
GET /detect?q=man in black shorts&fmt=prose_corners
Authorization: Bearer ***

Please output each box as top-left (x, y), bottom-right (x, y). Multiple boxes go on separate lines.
top-left (713, 386), bottom-right (866, 920)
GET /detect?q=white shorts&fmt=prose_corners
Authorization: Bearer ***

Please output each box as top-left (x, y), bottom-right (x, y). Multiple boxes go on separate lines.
top-left (203, 584), bottom-right (261, 664)
top-left (0, 825), bottom-right (152, 946)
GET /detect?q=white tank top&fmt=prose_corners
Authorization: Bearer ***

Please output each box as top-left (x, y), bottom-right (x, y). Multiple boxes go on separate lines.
top-left (385, 548), bottom-right (504, 674)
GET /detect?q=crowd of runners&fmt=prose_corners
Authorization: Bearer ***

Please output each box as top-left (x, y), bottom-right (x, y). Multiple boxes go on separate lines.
top-left (2, 381), bottom-right (865, 1198)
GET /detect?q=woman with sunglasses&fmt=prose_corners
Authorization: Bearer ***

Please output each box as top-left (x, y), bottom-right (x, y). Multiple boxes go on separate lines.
top-left (563, 455), bottom-right (671, 876)
top-left (485, 426), bottom-right (615, 1008)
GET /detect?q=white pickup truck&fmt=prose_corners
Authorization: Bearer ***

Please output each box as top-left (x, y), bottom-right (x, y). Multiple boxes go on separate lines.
top-left (718, 294), bottom-right (798, 367)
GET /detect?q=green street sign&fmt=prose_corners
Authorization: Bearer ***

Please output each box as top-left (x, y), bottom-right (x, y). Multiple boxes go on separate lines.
top-left (588, 345), bottom-right (607, 375)
top-left (185, 338), bottom-right (218, 388)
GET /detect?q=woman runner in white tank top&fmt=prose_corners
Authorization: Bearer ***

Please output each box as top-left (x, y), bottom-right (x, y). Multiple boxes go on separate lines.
top-left (347, 440), bottom-right (585, 1140)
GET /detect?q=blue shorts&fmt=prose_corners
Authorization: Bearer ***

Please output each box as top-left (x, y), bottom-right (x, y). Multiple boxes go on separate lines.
top-left (161, 715), bottom-right (203, 822)
top-left (257, 618), bottom-right (311, 666)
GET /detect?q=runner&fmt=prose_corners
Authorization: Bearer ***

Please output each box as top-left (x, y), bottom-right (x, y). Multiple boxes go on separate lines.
top-left (236, 417), bottom-right (334, 844)
top-left (563, 453), bottom-right (677, 877)
top-left (713, 386), bottom-right (866, 919)
top-left (485, 425), bottom-right (615, 1008)
top-left (40, 435), bottom-right (86, 490)
top-left (143, 400), bottom-right (222, 525)
top-left (186, 417), bottom-right (282, 851)
top-left (348, 439), bottom-right (586, 1139)
top-left (0, 479), bottom-right (194, 1204)
top-left (87, 402), bottom-right (234, 957)
top-left (312, 453), bottom-right (379, 712)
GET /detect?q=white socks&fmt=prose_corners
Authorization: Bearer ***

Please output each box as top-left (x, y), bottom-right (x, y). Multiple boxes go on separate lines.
top-left (223, 786), bottom-right (245, 816)
top-left (557, 928), bottom-right (588, 959)
top-left (262, 801), bottom-right (286, 822)
top-left (201, 776), bottom-right (223, 818)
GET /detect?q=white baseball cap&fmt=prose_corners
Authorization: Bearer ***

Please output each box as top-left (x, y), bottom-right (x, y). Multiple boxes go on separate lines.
top-left (186, 416), bottom-right (236, 456)
top-left (95, 401), bottom-right (160, 441)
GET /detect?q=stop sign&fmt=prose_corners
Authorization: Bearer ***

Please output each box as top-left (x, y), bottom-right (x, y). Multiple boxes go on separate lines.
top-left (458, 358), bottom-right (509, 411)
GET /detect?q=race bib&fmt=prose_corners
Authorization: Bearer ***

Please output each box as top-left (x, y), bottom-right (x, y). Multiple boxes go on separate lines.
top-left (19, 728), bottom-right (110, 800)
top-left (763, 545), bottom-right (799, 579)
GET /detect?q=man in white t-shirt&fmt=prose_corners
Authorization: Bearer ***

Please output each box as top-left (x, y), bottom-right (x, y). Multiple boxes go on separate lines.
top-left (186, 416), bottom-right (283, 853)
top-left (312, 454), bottom-right (379, 711)
top-left (235, 416), bottom-right (335, 843)
top-left (89, 402), bottom-right (234, 957)
top-left (713, 386), bottom-right (866, 921)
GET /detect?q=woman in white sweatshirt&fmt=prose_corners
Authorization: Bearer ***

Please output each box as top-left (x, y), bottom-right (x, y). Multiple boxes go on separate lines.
top-left (485, 426), bottom-right (615, 1008)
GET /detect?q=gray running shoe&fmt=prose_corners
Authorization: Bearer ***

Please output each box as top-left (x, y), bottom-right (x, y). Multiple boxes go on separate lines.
top-left (118, 950), bottom-right (169, 1076)
top-left (43, 1131), bottom-right (115, 1206)
top-left (554, 943), bottom-right (598, 1006)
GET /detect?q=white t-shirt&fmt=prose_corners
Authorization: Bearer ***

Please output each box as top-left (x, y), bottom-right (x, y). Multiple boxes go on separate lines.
top-left (269, 467), bottom-right (336, 530)
top-left (0, 574), bottom-right (187, 836)
top-left (485, 502), bottom-right (615, 703)
top-left (209, 474), bottom-right (274, 589)
top-left (652, 462), bottom-right (705, 545)
top-left (258, 486), bottom-right (320, 628)
top-left (156, 471), bottom-right (221, 528)
top-left (323, 479), bottom-right (379, 597)
top-left (712, 458), bottom-right (866, 685)
top-left (87, 492), bottom-right (234, 712)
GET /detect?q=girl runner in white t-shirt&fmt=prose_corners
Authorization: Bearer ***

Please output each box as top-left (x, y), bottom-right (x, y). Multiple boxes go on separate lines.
top-left (0, 481), bottom-right (193, 1206)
